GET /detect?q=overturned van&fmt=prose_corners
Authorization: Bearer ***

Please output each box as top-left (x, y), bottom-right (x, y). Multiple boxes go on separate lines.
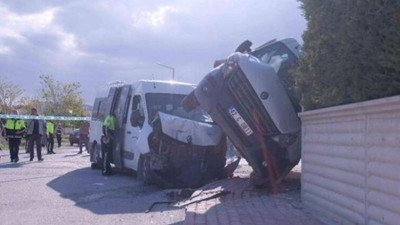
top-left (89, 80), bottom-right (227, 188)
top-left (183, 39), bottom-right (302, 184)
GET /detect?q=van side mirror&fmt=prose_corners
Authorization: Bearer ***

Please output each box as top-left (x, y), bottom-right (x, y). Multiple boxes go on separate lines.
top-left (235, 40), bottom-right (252, 53)
top-left (131, 110), bottom-right (144, 128)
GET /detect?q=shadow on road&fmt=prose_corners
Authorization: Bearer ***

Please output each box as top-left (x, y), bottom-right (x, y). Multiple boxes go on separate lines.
top-left (0, 162), bottom-right (24, 168)
top-left (63, 153), bottom-right (81, 158)
top-left (0, 161), bottom-right (35, 168)
top-left (47, 167), bottom-right (180, 215)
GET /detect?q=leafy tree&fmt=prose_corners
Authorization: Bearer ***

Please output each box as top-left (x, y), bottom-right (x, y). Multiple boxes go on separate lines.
top-left (0, 79), bottom-right (24, 113)
top-left (39, 75), bottom-right (85, 117)
top-left (38, 75), bottom-right (86, 127)
top-left (295, 0), bottom-right (400, 110)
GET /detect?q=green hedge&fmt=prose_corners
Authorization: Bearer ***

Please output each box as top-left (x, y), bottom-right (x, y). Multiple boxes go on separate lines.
top-left (295, 0), bottom-right (400, 110)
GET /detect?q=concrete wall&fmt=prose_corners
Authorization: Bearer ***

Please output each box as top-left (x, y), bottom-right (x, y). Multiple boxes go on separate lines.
top-left (299, 95), bottom-right (400, 225)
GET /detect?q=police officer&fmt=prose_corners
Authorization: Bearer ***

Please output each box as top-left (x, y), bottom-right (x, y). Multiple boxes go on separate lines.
top-left (46, 121), bottom-right (55, 154)
top-left (101, 113), bottom-right (116, 175)
top-left (4, 110), bottom-right (26, 162)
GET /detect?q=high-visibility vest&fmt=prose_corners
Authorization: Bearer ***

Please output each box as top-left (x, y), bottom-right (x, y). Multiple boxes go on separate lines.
top-left (103, 115), bottom-right (116, 131)
top-left (5, 119), bottom-right (26, 130)
top-left (47, 122), bottom-right (55, 135)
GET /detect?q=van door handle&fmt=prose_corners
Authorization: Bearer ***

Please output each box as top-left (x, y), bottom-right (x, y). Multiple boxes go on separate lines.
top-left (127, 131), bottom-right (132, 134)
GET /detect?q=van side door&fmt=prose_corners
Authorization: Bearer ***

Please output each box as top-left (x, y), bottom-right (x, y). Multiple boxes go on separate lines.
top-left (123, 94), bottom-right (145, 170)
top-left (111, 85), bottom-right (131, 168)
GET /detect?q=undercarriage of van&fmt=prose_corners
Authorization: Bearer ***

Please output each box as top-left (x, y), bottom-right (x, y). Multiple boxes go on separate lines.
top-left (142, 113), bottom-right (227, 188)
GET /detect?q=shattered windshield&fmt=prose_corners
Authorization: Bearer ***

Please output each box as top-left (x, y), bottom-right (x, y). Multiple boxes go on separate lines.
top-left (251, 42), bottom-right (297, 76)
top-left (145, 93), bottom-right (213, 124)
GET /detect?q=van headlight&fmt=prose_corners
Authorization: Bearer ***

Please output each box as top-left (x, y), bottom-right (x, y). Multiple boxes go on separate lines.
top-left (223, 54), bottom-right (240, 79)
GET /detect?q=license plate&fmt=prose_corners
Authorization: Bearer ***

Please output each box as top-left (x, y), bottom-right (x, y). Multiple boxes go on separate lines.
top-left (228, 106), bottom-right (253, 136)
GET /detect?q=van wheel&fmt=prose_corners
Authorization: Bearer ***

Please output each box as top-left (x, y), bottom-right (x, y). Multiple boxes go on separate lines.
top-left (90, 143), bottom-right (102, 170)
top-left (138, 154), bottom-right (152, 185)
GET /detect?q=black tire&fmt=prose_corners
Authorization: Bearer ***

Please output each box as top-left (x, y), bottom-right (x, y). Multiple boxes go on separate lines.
top-left (90, 143), bottom-right (102, 170)
top-left (138, 154), bottom-right (152, 185)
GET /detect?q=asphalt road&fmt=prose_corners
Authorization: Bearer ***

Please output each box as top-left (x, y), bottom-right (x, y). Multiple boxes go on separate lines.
top-left (0, 146), bottom-right (186, 225)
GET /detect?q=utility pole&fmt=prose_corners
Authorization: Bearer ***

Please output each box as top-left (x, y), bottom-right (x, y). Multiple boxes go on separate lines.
top-left (156, 62), bottom-right (175, 80)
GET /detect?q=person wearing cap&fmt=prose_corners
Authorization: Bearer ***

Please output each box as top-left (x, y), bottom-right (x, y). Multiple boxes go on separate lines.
top-left (4, 109), bottom-right (26, 162)
top-left (46, 120), bottom-right (55, 154)
top-left (26, 108), bottom-right (46, 161)
top-left (101, 113), bottom-right (116, 175)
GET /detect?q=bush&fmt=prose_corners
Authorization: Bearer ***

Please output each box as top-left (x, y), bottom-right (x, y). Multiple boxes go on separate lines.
top-left (295, 0), bottom-right (400, 110)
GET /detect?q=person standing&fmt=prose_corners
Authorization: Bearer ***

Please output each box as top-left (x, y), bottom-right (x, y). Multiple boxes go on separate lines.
top-left (26, 108), bottom-right (46, 161)
top-left (4, 110), bottom-right (26, 162)
top-left (56, 123), bottom-right (63, 148)
top-left (0, 120), bottom-right (4, 152)
top-left (46, 121), bottom-right (55, 154)
top-left (78, 121), bottom-right (90, 154)
top-left (101, 113), bottom-right (116, 175)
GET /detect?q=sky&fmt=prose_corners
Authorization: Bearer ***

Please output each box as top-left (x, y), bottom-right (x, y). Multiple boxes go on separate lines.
top-left (0, 0), bottom-right (307, 104)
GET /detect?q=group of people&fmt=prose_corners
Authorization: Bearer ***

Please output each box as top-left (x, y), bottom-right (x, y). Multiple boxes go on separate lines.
top-left (0, 108), bottom-right (64, 163)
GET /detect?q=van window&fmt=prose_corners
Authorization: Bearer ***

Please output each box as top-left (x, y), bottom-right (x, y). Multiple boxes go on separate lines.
top-left (130, 95), bottom-right (145, 127)
top-left (146, 93), bottom-right (213, 124)
top-left (92, 99), bottom-right (100, 118)
top-left (92, 97), bottom-right (107, 120)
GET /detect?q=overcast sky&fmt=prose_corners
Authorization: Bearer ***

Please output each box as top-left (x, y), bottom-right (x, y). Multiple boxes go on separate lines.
top-left (0, 0), bottom-right (306, 104)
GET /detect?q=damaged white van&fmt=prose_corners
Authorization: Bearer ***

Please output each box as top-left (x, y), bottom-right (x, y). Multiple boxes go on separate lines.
top-left (89, 80), bottom-right (227, 188)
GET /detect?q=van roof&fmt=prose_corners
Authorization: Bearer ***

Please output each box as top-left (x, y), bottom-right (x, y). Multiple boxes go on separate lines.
top-left (95, 80), bottom-right (196, 98)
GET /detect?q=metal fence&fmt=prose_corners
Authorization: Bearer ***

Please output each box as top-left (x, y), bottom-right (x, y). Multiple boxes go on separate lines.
top-left (299, 95), bottom-right (400, 225)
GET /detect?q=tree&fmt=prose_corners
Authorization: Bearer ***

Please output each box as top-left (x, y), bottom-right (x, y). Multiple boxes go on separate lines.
top-left (0, 80), bottom-right (24, 113)
top-left (295, 0), bottom-right (400, 110)
top-left (36, 75), bottom-right (86, 128)
top-left (39, 75), bottom-right (86, 117)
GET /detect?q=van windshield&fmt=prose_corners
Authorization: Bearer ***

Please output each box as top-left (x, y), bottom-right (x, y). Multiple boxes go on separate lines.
top-left (146, 93), bottom-right (213, 124)
top-left (251, 42), bottom-right (297, 78)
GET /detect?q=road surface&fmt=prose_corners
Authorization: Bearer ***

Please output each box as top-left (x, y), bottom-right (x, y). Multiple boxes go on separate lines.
top-left (0, 146), bottom-right (185, 225)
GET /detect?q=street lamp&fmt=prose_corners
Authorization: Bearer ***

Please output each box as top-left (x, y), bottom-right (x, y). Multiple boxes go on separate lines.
top-left (156, 62), bottom-right (175, 80)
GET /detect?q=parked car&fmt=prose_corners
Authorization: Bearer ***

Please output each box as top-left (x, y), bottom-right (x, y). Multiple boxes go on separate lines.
top-left (69, 129), bottom-right (80, 146)
top-left (182, 38), bottom-right (302, 185)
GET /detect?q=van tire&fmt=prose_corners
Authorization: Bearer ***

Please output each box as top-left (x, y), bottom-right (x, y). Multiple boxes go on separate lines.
top-left (138, 154), bottom-right (152, 185)
top-left (90, 142), bottom-right (102, 170)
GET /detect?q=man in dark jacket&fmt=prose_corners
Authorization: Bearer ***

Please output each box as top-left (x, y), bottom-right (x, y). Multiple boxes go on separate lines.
top-left (26, 108), bottom-right (46, 161)
top-left (4, 110), bottom-right (26, 162)
top-left (56, 123), bottom-right (63, 148)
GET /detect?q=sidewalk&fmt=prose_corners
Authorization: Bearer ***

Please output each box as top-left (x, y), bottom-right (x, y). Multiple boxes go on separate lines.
top-left (184, 165), bottom-right (326, 225)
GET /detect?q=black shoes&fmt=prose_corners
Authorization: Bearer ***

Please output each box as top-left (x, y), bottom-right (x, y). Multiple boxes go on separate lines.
top-left (29, 158), bottom-right (33, 161)
top-left (38, 158), bottom-right (44, 162)
top-left (15, 158), bottom-right (19, 163)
